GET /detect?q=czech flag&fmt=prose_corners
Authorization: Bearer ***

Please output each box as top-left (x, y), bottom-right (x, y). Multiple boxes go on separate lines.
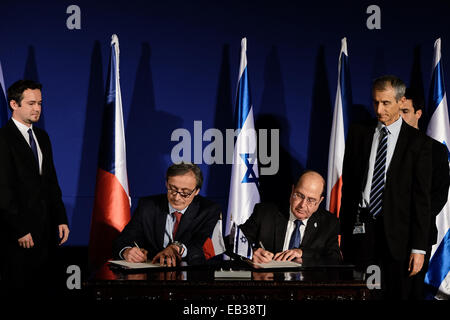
top-left (202, 213), bottom-right (226, 259)
top-left (327, 37), bottom-right (351, 218)
top-left (89, 35), bottom-right (131, 269)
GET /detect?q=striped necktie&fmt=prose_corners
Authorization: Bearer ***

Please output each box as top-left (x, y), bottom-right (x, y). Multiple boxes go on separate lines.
top-left (288, 219), bottom-right (303, 249)
top-left (369, 126), bottom-right (389, 218)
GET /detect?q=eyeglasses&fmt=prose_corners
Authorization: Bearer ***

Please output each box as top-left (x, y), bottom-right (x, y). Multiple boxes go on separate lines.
top-left (292, 192), bottom-right (319, 206)
top-left (167, 186), bottom-right (197, 199)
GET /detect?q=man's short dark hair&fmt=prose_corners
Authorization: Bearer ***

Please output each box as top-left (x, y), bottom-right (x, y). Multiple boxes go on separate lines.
top-left (372, 75), bottom-right (406, 101)
top-left (404, 87), bottom-right (425, 112)
top-left (166, 162), bottom-right (203, 189)
top-left (7, 80), bottom-right (42, 112)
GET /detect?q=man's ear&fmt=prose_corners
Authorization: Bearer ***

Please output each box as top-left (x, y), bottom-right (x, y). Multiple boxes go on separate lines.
top-left (318, 196), bottom-right (324, 206)
top-left (416, 109), bottom-right (423, 120)
top-left (9, 100), bottom-right (18, 111)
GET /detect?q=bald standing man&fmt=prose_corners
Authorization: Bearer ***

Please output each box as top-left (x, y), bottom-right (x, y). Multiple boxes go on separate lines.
top-left (239, 170), bottom-right (341, 264)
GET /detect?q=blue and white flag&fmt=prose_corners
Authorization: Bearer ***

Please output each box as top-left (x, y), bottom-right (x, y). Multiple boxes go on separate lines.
top-left (0, 59), bottom-right (9, 126)
top-left (225, 38), bottom-right (260, 258)
top-left (425, 38), bottom-right (450, 300)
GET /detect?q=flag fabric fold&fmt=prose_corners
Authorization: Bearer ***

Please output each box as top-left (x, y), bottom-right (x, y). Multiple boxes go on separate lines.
top-left (225, 38), bottom-right (261, 258)
top-left (89, 34), bottom-right (131, 269)
top-left (326, 37), bottom-right (351, 218)
top-left (0, 59), bottom-right (9, 126)
top-left (203, 214), bottom-right (226, 259)
top-left (425, 38), bottom-right (450, 300)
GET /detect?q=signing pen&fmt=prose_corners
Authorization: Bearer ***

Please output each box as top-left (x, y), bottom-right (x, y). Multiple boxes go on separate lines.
top-left (259, 241), bottom-right (266, 250)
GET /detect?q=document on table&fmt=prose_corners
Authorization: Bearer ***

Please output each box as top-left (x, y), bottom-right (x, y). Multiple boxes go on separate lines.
top-left (109, 260), bottom-right (162, 269)
top-left (252, 260), bottom-right (302, 268)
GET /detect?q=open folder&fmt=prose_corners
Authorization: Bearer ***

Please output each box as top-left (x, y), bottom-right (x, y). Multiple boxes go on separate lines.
top-left (251, 260), bottom-right (302, 269)
top-left (109, 260), bottom-right (162, 269)
top-left (234, 254), bottom-right (302, 269)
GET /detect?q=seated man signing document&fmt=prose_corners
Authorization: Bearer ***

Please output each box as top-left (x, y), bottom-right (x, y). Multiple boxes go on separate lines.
top-left (113, 163), bottom-right (221, 266)
top-left (240, 170), bottom-right (341, 264)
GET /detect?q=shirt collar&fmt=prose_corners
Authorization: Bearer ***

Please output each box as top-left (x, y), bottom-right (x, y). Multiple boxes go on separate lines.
top-left (377, 115), bottom-right (402, 135)
top-left (12, 117), bottom-right (33, 134)
top-left (168, 203), bottom-right (188, 215)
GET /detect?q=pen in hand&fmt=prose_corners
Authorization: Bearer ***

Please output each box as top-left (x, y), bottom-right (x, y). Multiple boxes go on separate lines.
top-left (259, 241), bottom-right (273, 261)
top-left (133, 241), bottom-right (147, 262)
top-left (259, 241), bottom-right (266, 250)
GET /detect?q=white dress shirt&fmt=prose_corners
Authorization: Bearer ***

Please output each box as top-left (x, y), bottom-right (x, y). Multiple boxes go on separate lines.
top-left (12, 117), bottom-right (43, 175)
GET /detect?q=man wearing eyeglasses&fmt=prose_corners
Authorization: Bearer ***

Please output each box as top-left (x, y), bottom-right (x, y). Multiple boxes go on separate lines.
top-left (112, 163), bottom-right (221, 266)
top-left (239, 170), bottom-right (341, 264)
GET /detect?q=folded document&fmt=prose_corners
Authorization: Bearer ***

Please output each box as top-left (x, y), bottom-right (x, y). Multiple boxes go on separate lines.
top-left (109, 260), bottom-right (161, 269)
top-left (252, 260), bottom-right (302, 268)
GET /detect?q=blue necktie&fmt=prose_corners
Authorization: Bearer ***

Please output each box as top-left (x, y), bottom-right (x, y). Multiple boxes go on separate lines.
top-left (28, 128), bottom-right (38, 162)
top-left (369, 126), bottom-right (389, 218)
top-left (288, 220), bottom-right (303, 249)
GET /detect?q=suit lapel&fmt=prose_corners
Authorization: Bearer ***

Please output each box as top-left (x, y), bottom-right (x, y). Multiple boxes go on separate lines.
top-left (155, 196), bottom-right (169, 248)
top-left (386, 122), bottom-right (409, 182)
top-left (174, 197), bottom-right (199, 241)
top-left (274, 213), bottom-right (288, 252)
top-left (360, 122), bottom-right (377, 189)
top-left (6, 120), bottom-right (40, 173)
top-left (34, 128), bottom-right (47, 173)
top-left (301, 211), bottom-right (320, 247)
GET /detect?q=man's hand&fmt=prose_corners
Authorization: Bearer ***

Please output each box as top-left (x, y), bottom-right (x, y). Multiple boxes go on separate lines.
top-left (58, 224), bottom-right (70, 245)
top-left (18, 233), bottom-right (34, 248)
top-left (273, 249), bottom-right (303, 261)
top-left (152, 245), bottom-right (181, 267)
top-left (408, 253), bottom-right (425, 277)
top-left (123, 247), bottom-right (148, 263)
top-left (252, 248), bottom-right (274, 263)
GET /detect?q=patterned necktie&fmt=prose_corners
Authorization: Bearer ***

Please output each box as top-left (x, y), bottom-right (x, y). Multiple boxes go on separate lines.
top-left (369, 126), bottom-right (389, 218)
top-left (288, 219), bottom-right (303, 249)
top-left (172, 211), bottom-right (182, 240)
top-left (27, 128), bottom-right (38, 162)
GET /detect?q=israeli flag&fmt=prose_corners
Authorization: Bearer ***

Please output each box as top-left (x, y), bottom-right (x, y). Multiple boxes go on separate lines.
top-left (425, 38), bottom-right (450, 300)
top-left (225, 38), bottom-right (260, 258)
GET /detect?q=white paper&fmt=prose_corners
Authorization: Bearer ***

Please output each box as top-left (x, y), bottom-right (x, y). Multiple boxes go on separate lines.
top-left (109, 260), bottom-right (161, 269)
top-left (253, 260), bottom-right (302, 268)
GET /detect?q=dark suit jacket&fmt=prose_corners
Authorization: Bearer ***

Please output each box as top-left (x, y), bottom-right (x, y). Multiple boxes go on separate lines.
top-left (0, 119), bottom-right (68, 289)
top-left (113, 194), bottom-right (221, 264)
top-left (340, 119), bottom-right (432, 262)
top-left (0, 119), bottom-right (67, 245)
top-left (429, 137), bottom-right (450, 246)
top-left (239, 202), bottom-right (341, 262)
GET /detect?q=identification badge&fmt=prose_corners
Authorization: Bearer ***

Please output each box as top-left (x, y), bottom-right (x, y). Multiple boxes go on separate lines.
top-left (353, 222), bottom-right (366, 235)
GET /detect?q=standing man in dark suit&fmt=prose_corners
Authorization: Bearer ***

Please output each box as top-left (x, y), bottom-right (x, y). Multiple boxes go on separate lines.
top-left (113, 163), bottom-right (221, 266)
top-left (340, 76), bottom-right (432, 299)
top-left (401, 87), bottom-right (449, 299)
top-left (0, 80), bottom-right (69, 294)
top-left (239, 170), bottom-right (341, 264)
